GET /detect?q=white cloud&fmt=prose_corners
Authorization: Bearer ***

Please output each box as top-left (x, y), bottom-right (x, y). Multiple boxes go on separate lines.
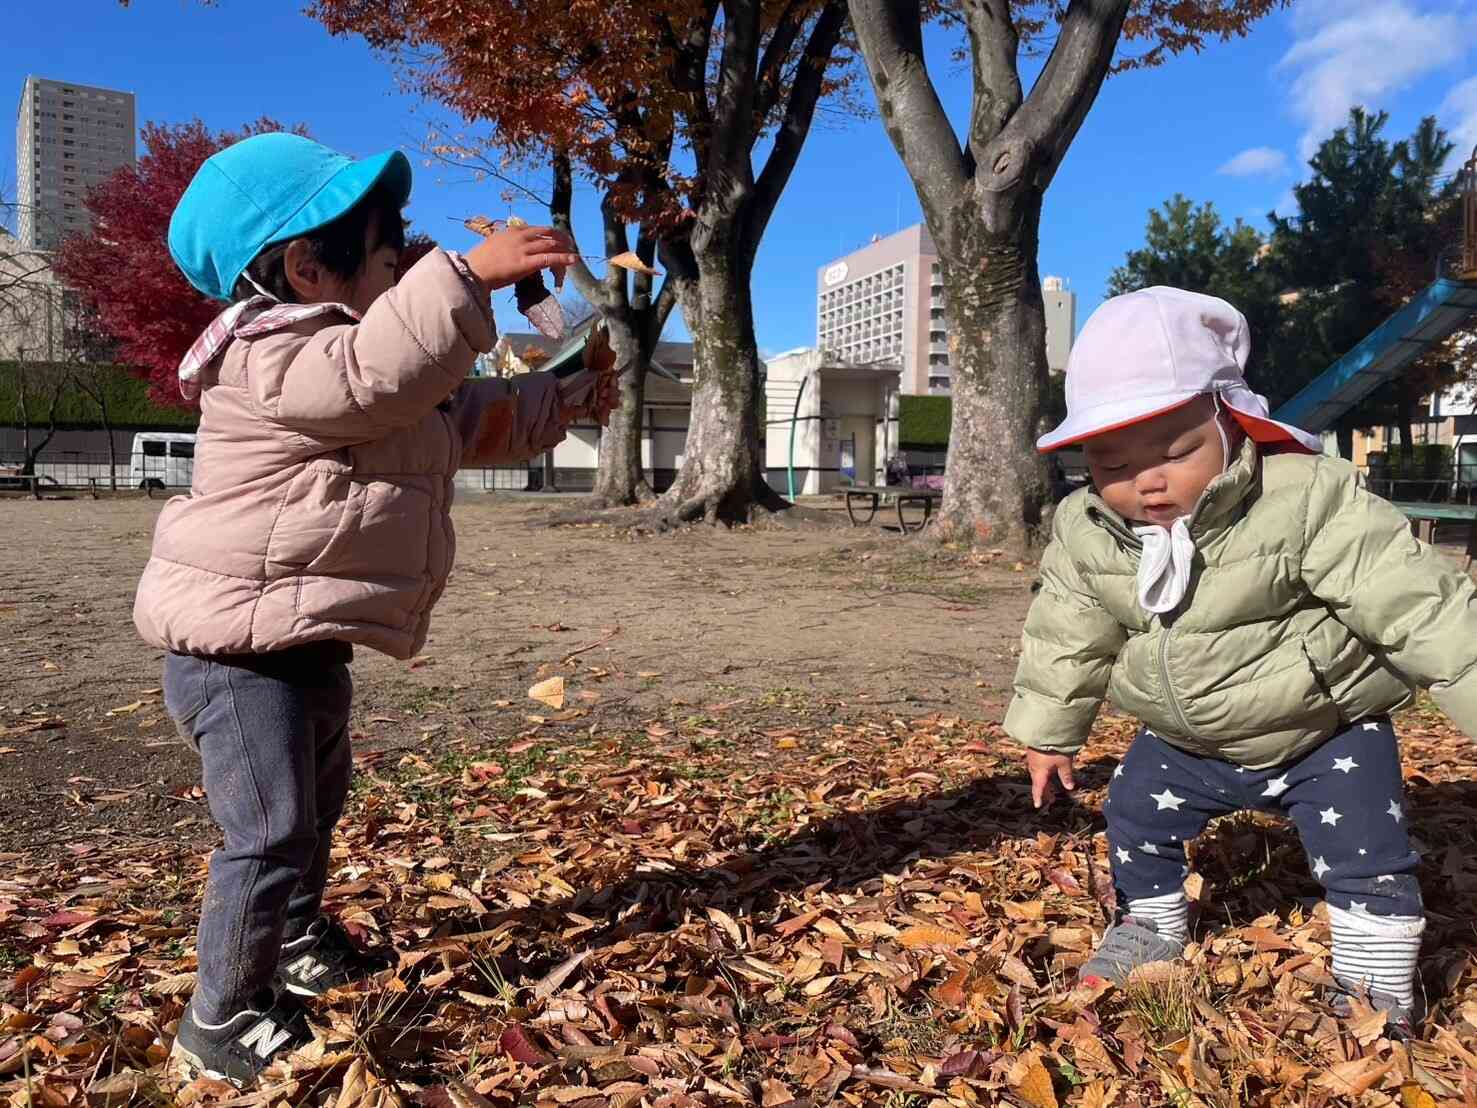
top-left (1441, 74), bottom-right (1477, 164)
top-left (1218, 147), bottom-right (1290, 177)
top-left (1278, 1), bottom-right (1474, 159)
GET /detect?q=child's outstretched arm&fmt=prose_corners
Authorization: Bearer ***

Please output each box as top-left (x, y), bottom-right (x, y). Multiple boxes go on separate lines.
top-left (1301, 460), bottom-right (1477, 733)
top-left (252, 250), bottom-right (497, 441)
top-left (1004, 508), bottom-right (1128, 775)
top-left (447, 374), bottom-right (568, 466)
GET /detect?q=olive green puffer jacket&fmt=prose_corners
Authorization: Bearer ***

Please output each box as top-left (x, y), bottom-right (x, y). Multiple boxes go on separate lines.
top-left (1004, 440), bottom-right (1477, 768)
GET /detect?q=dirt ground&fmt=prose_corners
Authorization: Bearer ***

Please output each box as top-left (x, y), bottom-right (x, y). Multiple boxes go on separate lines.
top-left (0, 494), bottom-right (1030, 852)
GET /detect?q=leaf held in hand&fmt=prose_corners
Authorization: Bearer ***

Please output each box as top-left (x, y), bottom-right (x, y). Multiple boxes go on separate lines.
top-left (523, 294), bottom-right (565, 340)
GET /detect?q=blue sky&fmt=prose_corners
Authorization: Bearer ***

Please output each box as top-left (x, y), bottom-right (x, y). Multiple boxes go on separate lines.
top-left (4, 1), bottom-right (1476, 354)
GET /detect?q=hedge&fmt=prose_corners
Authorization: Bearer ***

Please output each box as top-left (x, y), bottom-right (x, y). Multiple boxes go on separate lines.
top-left (0, 362), bottom-right (197, 430)
top-left (899, 394), bottom-right (950, 447)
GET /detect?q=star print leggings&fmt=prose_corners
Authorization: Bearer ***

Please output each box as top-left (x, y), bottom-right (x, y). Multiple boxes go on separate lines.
top-left (1105, 717), bottom-right (1425, 1004)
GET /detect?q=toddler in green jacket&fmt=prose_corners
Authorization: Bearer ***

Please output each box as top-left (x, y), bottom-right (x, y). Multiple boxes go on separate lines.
top-left (1004, 286), bottom-right (1477, 1031)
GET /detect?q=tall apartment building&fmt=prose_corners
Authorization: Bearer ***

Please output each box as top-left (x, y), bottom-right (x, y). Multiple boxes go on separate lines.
top-left (816, 223), bottom-right (1076, 395)
top-left (15, 76), bottom-right (136, 251)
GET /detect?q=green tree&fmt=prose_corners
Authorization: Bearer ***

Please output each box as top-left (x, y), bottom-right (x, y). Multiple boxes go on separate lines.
top-left (1269, 108), bottom-right (1467, 458)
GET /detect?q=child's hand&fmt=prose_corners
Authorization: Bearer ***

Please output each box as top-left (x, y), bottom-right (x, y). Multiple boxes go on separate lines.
top-left (466, 224), bottom-right (579, 291)
top-left (1027, 750), bottom-right (1075, 808)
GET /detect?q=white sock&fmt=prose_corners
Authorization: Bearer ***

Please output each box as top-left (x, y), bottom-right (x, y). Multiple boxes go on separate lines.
top-left (1326, 901), bottom-right (1424, 1009)
top-left (1127, 891), bottom-right (1189, 945)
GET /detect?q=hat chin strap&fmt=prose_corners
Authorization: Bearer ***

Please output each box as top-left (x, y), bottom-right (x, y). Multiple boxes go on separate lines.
top-left (1134, 389), bottom-right (1233, 615)
top-left (1211, 391), bottom-right (1232, 473)
top-left (242, 274), bottom-right (281, 303)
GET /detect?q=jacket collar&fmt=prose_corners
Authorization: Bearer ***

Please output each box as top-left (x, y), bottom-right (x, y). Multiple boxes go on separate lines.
top-left (1083, 437), bottom-right (1261, 548)
top-left (177, 297), bottom-right (361, 401)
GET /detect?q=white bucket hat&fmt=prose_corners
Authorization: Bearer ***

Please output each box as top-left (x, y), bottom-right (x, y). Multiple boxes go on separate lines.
top-left (1038, 286), bottom-right (1321, 455)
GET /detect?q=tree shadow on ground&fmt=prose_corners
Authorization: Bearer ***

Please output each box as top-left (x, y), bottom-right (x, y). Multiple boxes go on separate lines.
top-left (493, 762), bottom-right (1477, 1009)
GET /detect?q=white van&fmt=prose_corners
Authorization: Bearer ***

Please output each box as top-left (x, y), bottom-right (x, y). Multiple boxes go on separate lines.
top-left (129, 432), bottom-right (197, 490)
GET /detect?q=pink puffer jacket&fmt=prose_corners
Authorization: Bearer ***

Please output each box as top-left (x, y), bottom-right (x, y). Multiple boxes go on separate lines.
top-left (134, 248), bottom-right (565, 660)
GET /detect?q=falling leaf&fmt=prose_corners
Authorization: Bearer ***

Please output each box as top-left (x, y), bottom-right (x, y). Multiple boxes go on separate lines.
top-left (529, 677), bottom-right (565, 709)
top-left (464, 215), bottom-right (498, 237)
top-left (608, 251), bottom-right (661, 276)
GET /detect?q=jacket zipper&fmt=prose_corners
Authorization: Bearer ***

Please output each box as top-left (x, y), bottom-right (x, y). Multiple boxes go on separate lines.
top-left (1157, 618), bottom-right (1197, 743)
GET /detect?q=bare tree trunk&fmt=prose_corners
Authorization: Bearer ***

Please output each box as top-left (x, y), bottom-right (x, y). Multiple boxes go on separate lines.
top-left (549, 157), bottom-right (675, 509)
top-left (1395, 387), bottom-right (1416, 470)
top-left (931, 195), bottom-right (1052, 547)
top-left (657, 245), bottom-right (782, 524)
top-left (70, 370), bottom-right (120, 491)
top-left (103, 399), bottom-right (118, 491)
top-left (848, 0), bottom-right (1129, 551)
top-left (590, 318), bottom-right (653, 505)
top-left (15, 361), bottom-right (64, 499)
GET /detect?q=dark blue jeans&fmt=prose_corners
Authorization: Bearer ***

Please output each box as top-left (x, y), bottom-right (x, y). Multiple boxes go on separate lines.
top-left (1105, 717), bottom-right (1422, 918)
top-left (163, 643), bottom-right (353, 1023)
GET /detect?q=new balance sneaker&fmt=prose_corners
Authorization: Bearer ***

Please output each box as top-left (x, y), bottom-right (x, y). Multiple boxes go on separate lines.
top-left (170, 987), bottom-right (312, 1088)
top-left (276, 916), bottom-right (394, 997)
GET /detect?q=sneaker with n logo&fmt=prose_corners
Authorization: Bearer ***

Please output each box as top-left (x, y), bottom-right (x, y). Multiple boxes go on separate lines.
top-left (170, 987), bottom-right (312, 1088)
top-left (276, 916), bottom-right (394, 998)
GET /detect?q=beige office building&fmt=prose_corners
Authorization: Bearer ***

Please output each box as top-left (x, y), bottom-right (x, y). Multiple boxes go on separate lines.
top-left (816, 223), bottom-right (1076, 395)
top-left (16, 76), bottom-right (136, 251)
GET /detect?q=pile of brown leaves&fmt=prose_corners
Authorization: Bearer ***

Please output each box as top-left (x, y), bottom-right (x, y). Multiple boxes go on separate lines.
top-left (3, 693), bottom-right (1477, 1106)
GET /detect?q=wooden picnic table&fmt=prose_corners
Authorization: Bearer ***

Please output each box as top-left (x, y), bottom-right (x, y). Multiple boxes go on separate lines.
top-left (1395, 501), bottom-right (1477, 570)
top-left (843, 483), bottom-right (943, 533)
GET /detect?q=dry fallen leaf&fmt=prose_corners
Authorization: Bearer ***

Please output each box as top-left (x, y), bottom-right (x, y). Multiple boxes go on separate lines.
top-left (1314, 1055), bottom-right (1395, 1097)
top-left (1009, 1051), bottom-right (1060, 1108)
top-left (896, 924), bottom-right (967, 950)
top-left (528, 676), bottom-right (566, 710)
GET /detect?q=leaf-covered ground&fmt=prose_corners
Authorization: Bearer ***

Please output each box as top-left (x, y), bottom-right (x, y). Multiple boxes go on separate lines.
top-left (4, 692), bottom-right (1477, 1107)
top-left (2, 499), bottom-right (1476, 1106)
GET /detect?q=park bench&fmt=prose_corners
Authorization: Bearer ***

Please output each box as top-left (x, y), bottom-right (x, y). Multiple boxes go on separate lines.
top-left (1395, 501), bottom-right (1477, 571)
top-left (842, 483), bottom-right (943, 533)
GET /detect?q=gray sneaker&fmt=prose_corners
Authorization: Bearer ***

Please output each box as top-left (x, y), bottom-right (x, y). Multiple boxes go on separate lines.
top-left (1329, 981), bottom-right (1425, 1040)
top-left (1078, 916), bottom-right (1187, 986)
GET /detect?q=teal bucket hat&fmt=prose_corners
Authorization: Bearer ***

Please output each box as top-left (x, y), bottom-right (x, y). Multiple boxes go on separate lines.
top-left (169, 132), bottom-right (412, 302)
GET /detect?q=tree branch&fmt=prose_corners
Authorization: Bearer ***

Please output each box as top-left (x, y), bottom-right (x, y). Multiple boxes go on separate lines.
top-left (709, 0), bottom-right (762, 185)
top-left (755, 0), bottom-right (811, 122)
top-left (550, 153), bottom-right (608, 310)
top-left (846, 0), bottom-right (970, 221)
top-left (747, 0), bottom-right (847, 266)
top-left (669, 2), bottom-right (721, 182)
top-left (960, 0), bottom-right (1022, 172)
top-left (1007, 0), bottom-right (1129, 187)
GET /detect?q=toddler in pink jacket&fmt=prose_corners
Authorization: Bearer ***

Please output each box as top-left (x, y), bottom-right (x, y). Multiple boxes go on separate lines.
top-left (136, 133), bottom-right (611, 1087)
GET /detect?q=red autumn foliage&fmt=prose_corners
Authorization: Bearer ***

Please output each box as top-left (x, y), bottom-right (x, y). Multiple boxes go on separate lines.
top-left (54, 118), bottom-right (305, 409)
